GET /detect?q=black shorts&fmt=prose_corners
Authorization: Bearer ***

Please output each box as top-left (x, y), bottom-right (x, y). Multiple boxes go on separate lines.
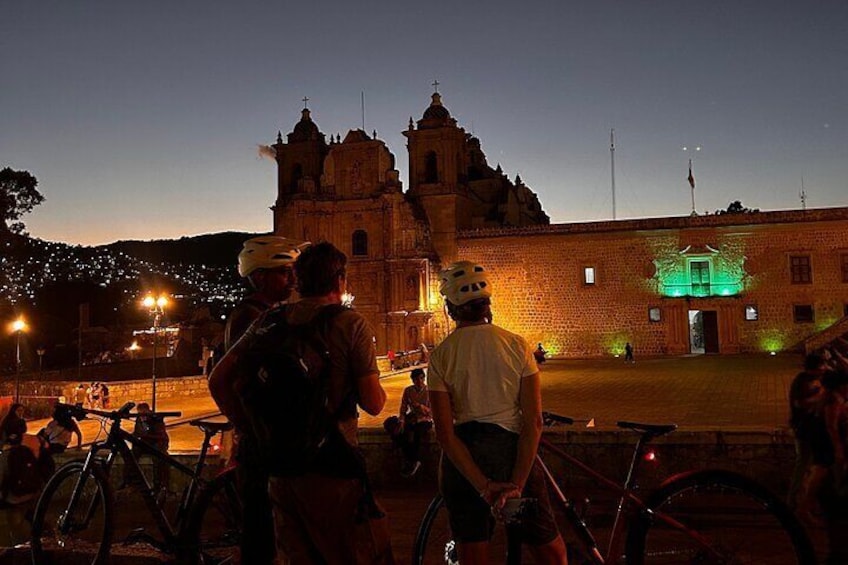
top-left (440, 421), bottom-right (559, 545)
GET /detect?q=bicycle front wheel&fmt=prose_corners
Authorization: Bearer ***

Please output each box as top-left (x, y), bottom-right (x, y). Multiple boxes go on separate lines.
top-left (31, 460), bottom-right (114, 565)
top-left (625, 469), bottom-right (815, 564)
top-left (182, 467), bottom-right (243, 565)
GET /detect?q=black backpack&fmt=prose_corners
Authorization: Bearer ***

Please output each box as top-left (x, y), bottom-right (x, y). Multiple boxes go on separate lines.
top-left (237, 303), bottom-right (348, 476)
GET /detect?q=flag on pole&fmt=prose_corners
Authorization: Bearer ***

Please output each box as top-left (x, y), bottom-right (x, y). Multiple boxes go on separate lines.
top-left (687, 159), bottom-right (695, 190)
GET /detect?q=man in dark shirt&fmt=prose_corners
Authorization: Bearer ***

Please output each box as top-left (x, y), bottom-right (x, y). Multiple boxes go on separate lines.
top-left (219, 235), bottom-right (308, 565)
top-left (211, 241), bottom-right (394, 564)
top-left (787, 352), bottom-right (828, 510)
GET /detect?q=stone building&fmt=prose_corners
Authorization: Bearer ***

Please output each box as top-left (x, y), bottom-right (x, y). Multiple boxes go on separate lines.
top-left (458, 208), bottom-right (848, 357)
top-left (271, 94), bottom-right (848, 357)
top-left (271, 94), bottom-right (547, 353)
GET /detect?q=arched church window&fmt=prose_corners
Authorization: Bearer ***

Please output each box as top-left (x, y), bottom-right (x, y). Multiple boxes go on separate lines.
top-left (352, 230), bottom-right (368, 257)
top-left (424, 151), bottom-right (438, 183)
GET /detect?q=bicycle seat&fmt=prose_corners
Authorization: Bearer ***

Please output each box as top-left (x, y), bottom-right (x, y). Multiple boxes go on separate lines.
top-left (617, 421), bottom-right (677, 437)
top-left (190, 420), bottom-right (234, 434)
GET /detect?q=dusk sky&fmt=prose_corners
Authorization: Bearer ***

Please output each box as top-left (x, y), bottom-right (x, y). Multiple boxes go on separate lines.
top-left (2, 1), bottom-right (846, 246)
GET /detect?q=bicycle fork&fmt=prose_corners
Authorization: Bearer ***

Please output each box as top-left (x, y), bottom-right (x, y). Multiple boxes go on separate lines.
top-left (58, 449), bottom-right (105, 535)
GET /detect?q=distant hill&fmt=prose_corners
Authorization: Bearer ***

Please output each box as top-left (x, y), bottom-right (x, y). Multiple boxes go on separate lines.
top-left (102, 231), bottom-right (260, 267)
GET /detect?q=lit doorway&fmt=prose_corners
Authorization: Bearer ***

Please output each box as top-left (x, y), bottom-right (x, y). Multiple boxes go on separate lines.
top-left (688, 309), bottom-right (719, 354)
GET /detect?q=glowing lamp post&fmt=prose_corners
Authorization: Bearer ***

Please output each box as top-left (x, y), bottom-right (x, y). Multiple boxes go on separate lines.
top-left (142, 294), bottom-right (169, 412)
top-left (11, 317), bottom-right (27, 403)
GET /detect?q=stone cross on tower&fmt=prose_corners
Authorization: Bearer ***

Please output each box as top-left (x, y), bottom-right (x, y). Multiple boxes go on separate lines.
top-left (302, 96), bottom-right (309, 109)
top-left (431, 80), bottom-right (440, 93)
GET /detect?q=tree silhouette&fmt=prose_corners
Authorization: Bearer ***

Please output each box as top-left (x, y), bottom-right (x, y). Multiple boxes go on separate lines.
top-left (0, 167), bottom-right (44, 235)
top-left (716, 200), bottom-right (759, 215)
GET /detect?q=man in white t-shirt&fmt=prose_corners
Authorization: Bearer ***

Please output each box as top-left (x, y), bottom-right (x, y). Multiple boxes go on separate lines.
top-left (428, 261), bottom-right (567, 565)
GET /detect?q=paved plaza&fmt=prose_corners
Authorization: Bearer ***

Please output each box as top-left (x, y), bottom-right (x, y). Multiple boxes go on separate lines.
top-left (370, 353), bottom-right (800, 433)
top-left (29, 352), bottom-right (802, 452)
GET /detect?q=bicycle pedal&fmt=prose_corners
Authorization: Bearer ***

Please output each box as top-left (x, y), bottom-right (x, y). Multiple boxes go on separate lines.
top-left (122, 528), bottom-right (147, 546)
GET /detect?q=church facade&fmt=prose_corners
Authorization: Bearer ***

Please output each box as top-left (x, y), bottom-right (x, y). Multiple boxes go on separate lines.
top-left (271, 93), bottom-right (848, 357)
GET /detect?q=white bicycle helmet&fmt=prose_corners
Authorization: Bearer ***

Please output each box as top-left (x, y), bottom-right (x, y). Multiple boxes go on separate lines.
top-left (237, 236), bottom-right (310, 278)
top-left (439, 261), bottom-right (492, 306)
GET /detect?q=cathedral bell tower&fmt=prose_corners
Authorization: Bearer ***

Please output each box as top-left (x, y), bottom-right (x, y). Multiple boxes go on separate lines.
top-left (403, 91), bottom-right (473, 262)
top-left (272, 105), bottom-right (329, 232)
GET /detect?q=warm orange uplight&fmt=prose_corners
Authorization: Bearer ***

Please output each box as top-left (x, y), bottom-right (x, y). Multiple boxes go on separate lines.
top-left (127, 341), bottom-right (141, 352)
top-left (142, 295), bottom-right (156, 309)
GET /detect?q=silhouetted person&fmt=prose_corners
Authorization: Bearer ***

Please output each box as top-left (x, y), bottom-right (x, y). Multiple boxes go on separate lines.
top-left (534, 343), bottom-right (547, 365)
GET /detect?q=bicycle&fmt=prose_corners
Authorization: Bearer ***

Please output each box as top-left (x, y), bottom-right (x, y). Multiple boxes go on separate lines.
top-left (30, 401), bottom-right (242, 565)
top-left (413, 412), bottom-right (815, 564)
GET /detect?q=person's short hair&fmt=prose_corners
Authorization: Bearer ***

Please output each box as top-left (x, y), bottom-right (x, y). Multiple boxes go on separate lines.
top-left (295, 242), bottom-right (347, 297)
top-left (411, 368), bottom-right (425, 381)
top-left (446, 297), bottom-right (491, 323)
top-left (804, 352), bottom-right (826, 371)
top-left (136, 402), bottom-right (151, 412)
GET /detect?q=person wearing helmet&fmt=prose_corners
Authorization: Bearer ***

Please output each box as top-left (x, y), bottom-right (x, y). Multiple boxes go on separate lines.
top-left (214, 235), bottom-right (308, 565)
top-left (223, 235), bottom-right (309, 350)
top-left (427, 261), bottom-right (567, 565)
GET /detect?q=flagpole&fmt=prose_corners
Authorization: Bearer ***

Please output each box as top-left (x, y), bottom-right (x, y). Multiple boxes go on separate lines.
top-left (689, 159), bottom-right (696, 216)
top-left (610, 129), bottom-right (616, 220)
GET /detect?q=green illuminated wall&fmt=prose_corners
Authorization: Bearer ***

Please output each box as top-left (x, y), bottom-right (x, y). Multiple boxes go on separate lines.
top-left (651, 239), bottom-right (747, 298)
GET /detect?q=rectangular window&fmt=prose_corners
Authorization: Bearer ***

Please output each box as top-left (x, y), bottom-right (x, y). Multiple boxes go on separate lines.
top-left (689, 260), bottom-right (711, 296)
top-left (583, 267), bottom-right (595, 285)
top-left (793, 304), bottom-right (814, 323)
top-left (648, 307), bottom-right (662, 323)
top-left (790, 255), bottom-right (812, 284)
top-left (842, 253), bottom-right (848, 283)
top-left (745, 305), bottom-right (759, 321)
top-left (844, 303), bottom-right (848, 318)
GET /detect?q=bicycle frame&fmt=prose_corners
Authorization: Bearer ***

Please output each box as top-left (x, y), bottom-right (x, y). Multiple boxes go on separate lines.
top-left (537, 435), bottom-right (724, 565)
top-left (69, 415), bottom-right (217, 550)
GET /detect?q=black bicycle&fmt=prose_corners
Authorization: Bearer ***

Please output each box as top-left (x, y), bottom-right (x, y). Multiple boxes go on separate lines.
top-left (413, 412), bottom-right (815, 564)
top-left (30, 401), bottom-right (242, 565)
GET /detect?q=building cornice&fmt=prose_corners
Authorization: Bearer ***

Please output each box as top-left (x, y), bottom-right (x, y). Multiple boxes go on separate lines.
top-left (457, 207), bottom-right (848, 239)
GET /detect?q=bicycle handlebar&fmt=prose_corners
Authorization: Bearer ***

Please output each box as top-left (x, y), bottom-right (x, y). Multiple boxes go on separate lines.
top-left (542, 411), bottom-right (574, 426)
top-left (57, 402), bottom-right (182, 422)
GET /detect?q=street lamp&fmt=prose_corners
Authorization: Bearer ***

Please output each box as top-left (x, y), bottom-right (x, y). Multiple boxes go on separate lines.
top-left (142, 294), bottom-right (169, 412)
top-left (37, 347), bottom-right (46, 375)
top-left (10, 317), bottom-right (27, 403)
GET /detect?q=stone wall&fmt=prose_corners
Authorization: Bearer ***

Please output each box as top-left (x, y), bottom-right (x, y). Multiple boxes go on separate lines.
top-left (47, 429), bottom-right (796, 502)
top-left (359, 428), bottom-right (797, 499)
top-left (456, 208), bottom-right (848, 357)
top-left (0, 376), bottom-right (211, 417)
